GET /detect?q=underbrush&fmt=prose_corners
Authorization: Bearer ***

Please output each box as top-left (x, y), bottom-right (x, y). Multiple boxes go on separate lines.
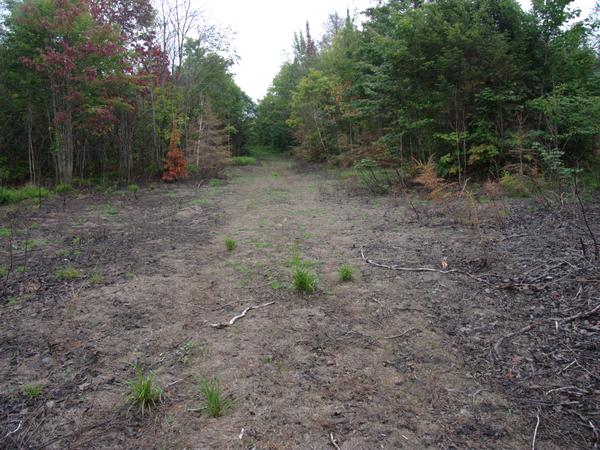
top-left (231, 156), bottom-right (257, 166)
top-left (0, 185), bottom-right (51, 205)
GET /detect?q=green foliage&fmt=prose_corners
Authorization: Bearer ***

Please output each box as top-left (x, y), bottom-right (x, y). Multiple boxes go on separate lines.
top-left (230, 156), bottom-right (257, 166)
top-left (54, 265), bottom-right (80, 280)
top-left (0, 227), bottom-right (11, 238)
top-left (22, 383), bottom-right (42, 399)
top-left (199, 378), bottom-right (233, 418)
top-left (339, 264), bottom-right (354, 282)
top-left (127, 184), bottom-right (139, 197)
top-left (499, 172), bottom-right (531, 197)
top-left (126, 366), bottom-right (163, 416)
top-left (293, 267), bottom-right (317, 294)
top-left (224, 238), bottom-right (237, 251)
top-left (0, 186), bottom-right (50, 205)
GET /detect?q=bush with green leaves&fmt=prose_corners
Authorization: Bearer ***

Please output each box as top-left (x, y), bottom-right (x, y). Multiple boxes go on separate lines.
top-left (126, 366), bottom-right (163, 416)
top-left (199, 377), bottom-right (233, 418)
top-left (293, 267), bottom-right (317, 294)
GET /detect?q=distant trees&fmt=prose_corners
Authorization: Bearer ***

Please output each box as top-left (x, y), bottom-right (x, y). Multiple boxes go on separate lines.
top-left (0, 0), bottom-right (252, 185)
top-left (254, 0), bottom-right (600, 179)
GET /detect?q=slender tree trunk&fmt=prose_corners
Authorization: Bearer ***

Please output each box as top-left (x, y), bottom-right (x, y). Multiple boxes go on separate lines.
top-left (26, 98), bottom-right (36, 185)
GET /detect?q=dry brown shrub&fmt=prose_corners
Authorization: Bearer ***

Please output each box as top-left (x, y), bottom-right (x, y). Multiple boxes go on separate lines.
top-left (413, 157), bottom-right (447, 200)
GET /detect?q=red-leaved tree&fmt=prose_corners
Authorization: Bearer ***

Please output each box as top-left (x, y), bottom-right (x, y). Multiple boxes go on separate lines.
top-left (162, 120), bottom-right (188, 182)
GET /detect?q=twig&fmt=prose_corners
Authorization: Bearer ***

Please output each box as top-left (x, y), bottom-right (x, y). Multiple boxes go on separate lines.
top-left (360, 247), bottom-right (490, 285)
top-left (532, 413), bottom-right (540, 450)
top-left (210, 302), bottom-right (275, 329)
top-left (329, 432), bottom-right (341, 450)
top-left (550, 303), bottom-right (600, 324)
top-left (382, 328), bottom-right (416, 340)
top-left (3, 421), bottom-right (22, 440)
top-left (494, 324), bottom-right (535, 359)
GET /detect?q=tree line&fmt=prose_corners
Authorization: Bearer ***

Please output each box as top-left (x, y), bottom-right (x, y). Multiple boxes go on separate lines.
top-left (254, 0), bottom-right (600, 182)
top-left (0, 0), bottom-right (253, 186)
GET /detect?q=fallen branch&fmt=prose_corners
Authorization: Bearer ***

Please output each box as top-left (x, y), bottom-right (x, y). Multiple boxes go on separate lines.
top-left (210, 302), bottom-right (275, 329)
top-left (3, 421), bottom-right (22, 440)
top-left (493, 324), bottom-right (535, 359)
top-left (329, 432), bottom-right (341, 450)
top-left (550, 303), bottom-right (600, 324)
top-left (360, 247), bottom-right (490, 285)
top-left (382, 328), bottom-right (416, 340)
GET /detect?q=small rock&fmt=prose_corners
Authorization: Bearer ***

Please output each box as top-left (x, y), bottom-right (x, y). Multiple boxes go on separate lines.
top-left (46, 400), bottom-right (55, 409)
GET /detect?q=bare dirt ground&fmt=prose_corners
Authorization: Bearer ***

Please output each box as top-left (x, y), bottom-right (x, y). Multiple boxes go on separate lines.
top-left (1, 156), bottom-right (599, 449)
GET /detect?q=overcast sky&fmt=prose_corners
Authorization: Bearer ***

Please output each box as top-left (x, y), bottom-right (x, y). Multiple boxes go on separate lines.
top-left (197, 0), bottom-right (597, 101)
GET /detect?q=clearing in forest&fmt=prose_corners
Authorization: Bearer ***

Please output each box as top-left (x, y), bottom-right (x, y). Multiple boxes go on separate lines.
top-left (1, 154), bottom-right (599, 449)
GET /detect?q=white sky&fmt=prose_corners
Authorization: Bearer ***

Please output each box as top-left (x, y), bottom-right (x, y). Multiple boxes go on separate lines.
top-left (197, 0), bottom-right (597, 101)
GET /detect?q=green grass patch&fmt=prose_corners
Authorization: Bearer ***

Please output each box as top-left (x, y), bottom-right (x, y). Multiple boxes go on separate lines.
top-left (188, 198), bottom-right (210, 207)
top-left (0, 267), bottom-right (7, 278)
top-left (0, 227), bottom-right (10, 238)
top-left (231, 156), bottom-right (257, 166)
top-left (224, 238), bottom-right (237, 251)
top-left (89, 272), bottom-right (102, 284)
top-left (339, 264), bottom-right (354, 282)
top-left (199, 378), bottom-right (233, 418)
top-left (293, 267), bottom-right (317, 294)
top-left (208, 178), bottom-right (226, 187)
top-left (126, 366), bottom-right (163, 416)
top-left (286, 255), bottom-right (317, 269)
top-left (54, 265), bottom-right (80, 280)
top-left (0, 185), bottom-right (51, 205)
top-left (103, 205), bottom-right (119, 216)
top-left (21, 383), bottom-right (42, 399)
top-left (248, 145), bottom-right (282, 160)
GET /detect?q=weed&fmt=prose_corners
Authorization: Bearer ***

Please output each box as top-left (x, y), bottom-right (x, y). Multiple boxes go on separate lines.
top-left (0, 267), bottom-right (7, 277)
top-left (293, 267), bottom-right (317, 294)
top-left (188, 198), bottom-right (209, 207)
top-left (270, 280), bottom-right (284, 290)
top-left (339, 264), bottom-right (354, 282)
top-left (199, 378), bottom-right (233, 418)
top-left (125, 271), bottom-right (135, 280)
top-left (0, 227), bottom-right (10, 237)
top-left (22, 383), bottom-right (42, 399)
top-left (286, 255), bottom-right (317, 269)
top-left (128, 184), bottom-right (139, 199)
top-left (231, 156), bottom-right (257, 166)
top-left (89, 272), bottom-right (102, 284)
top-left (104, 205), bottom-right (118, 216)
top-left (208, 178), bottom-right (225, 187)
top-left (126, 366), bottom-right (163, 416)
top-left (7, 296), bottom-right (18, 305)
top-left (225, 238), bottom-right (237, 251)
top-left (54, 265), bottom-right (80, 280)
top-left (63, 367), bottom-right (76, 382)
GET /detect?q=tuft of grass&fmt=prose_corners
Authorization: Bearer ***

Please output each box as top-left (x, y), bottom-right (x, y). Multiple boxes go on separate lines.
top-left (339, 264), bottom-right (354, 282)
top-left (199, 378), bottom-right (233, 418)
top-left (89, 272), bottom-right (102, 284)
top-left (0, 227), bottom-right (10, 238)
top-left (104, 205), bottom-right (119, 216)
top-left (22, 383), bottom-right (42, 399)
top-left (224, 238), bottom-right (237, 251)
top-left (54, 265), bottom-right (80, 280)
top-left (126, 366), bottom-right (163, 416)
top-left (128, 184), bottom-right (140, 199)
top-left (0, 267), bottom-right (7, 278)
top-left (293, 267), bottom-right (317, 294)
top-left (0, 185), bottom-right (51, 205)
top-left (231, 156), bottom-right (257, 166)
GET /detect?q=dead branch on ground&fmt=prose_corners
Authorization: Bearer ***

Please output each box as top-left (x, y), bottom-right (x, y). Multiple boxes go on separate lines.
top-left (210, 302), bottom-right (275, 329)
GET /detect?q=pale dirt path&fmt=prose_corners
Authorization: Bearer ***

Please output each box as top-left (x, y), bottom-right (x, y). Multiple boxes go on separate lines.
top-left (122, 157), bottom-right (532, 450)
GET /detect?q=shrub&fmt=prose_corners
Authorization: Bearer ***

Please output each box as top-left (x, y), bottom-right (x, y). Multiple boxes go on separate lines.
top-left (126, 366), bottom-right (163, 416)
top-left (339, 264), bottom-right (354, 282)
top-left (199, 378), bottom-right (233, 418)
top-left (127, 184), bottom-right (139, 199)
top-left (162, 121), bottom-right (188, 182)
top-left (230, 156), bottom-right (257, 166)
top-left (293, 267), bottom-right (317, 294)
top-left (224, 238), bottom-right (237, 251)
top-left (0, 185), bottom-right (50, 205)
top-left (499, 172), bottom-right (531, 197)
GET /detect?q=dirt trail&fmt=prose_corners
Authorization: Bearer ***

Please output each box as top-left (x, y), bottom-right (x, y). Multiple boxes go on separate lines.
top-left (2, 157), bottom-right (541, 449)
